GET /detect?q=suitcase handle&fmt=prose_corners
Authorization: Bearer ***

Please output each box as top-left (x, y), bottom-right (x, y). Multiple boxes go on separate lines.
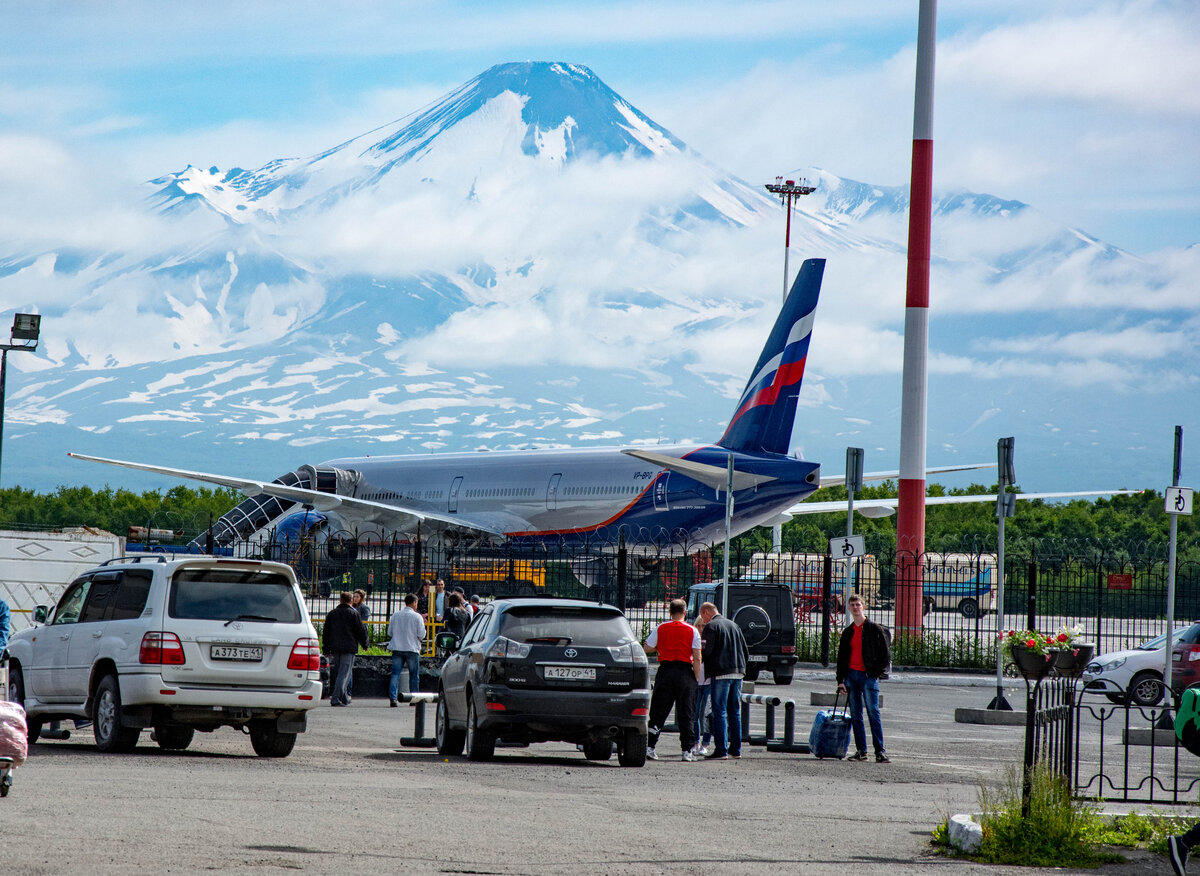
top-left (831, 689), bottom-right (849, 718)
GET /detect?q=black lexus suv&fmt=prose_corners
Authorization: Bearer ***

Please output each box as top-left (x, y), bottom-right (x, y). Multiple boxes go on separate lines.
top-left (435, 598), bottom-right (650, 766)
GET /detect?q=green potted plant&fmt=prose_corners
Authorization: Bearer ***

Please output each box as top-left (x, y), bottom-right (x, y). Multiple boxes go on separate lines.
top-left (1048, 624), bottom-right (1094, 677)
top-left (1000, 629), bottom-right (1057, 679)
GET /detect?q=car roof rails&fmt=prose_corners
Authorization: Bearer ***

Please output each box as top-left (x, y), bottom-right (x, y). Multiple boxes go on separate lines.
top-left (98, 555), bottom-right (169, 567)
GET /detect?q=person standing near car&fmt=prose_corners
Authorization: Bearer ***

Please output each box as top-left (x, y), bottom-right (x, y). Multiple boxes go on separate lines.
top-left (698, 601), bottom-right (749, 760)
top-left (386, 594), bottom-right (426, 707)
top-left (442, 592), bottom-right (472, 639)
top-left (323, 592), bottom-right (367, 707)
top-left (836, 593), bottom-right (891, 763)
top-left (643, 598), bottom-right (702, 762)
top-left (0, 596), bottom-right (10, 656)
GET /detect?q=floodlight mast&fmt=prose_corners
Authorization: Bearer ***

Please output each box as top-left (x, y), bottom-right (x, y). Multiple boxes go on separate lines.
top-left (764, 177), bottom-right (817, 305)
top-left (0, 312), bottom-right (42, 487)
top-left (764, 177), bottom-right (816, 552)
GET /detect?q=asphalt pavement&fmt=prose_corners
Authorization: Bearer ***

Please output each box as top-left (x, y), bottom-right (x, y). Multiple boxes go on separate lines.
top-left (0, 671), bottom-right (1177, 874)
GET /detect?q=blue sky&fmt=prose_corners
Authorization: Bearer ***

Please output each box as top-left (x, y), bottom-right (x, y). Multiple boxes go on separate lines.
top-left (0, 1), bottom-right (1197, 496)
top-left (2, 1), bottom-right (1196, 255)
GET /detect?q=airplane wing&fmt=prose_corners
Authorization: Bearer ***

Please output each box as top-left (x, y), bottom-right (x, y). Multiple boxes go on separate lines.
top-left (818, 462), bottom-right (994, 488)
top-left (619, 448), bottom-right (777, 491)
top-left (67, 453), bottom-right (508, 538)
top-left (785, 490), bottom-right (1141, 519)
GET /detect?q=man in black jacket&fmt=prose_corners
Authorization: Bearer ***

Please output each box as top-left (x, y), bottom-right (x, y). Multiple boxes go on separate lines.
top-left (835, 594), bottom-right (891, 762)
top-left (698, 601), bottom-right (749, 760)
top-left (323, 592), bottom-right (368, 707)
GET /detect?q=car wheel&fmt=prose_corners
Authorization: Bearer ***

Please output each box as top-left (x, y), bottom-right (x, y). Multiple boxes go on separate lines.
top-left (617, 728), bottom-right (647, 767)
top-left (582, 739), bottom-right (614, 760)
top-left (465, 697), bottom-right (494, 761)
top-left (743, 666), bottom-right (760, 682)
top-left (435, 690), bottom-right (465, 756)
top-left (248, 719), bottom-right (297, 758)
top-left (93, 675), bottom-right (140, 753)
top-left (958, 598), bottom-right (979, 619)
top-left (1129, 670), bottom-right (1166, 707)
top-left (154, 725), bottom-right (195, 751)
top-left (8, 667), bottom-right (41, 744)
top-left (772, 669), bottom-right (794, 686)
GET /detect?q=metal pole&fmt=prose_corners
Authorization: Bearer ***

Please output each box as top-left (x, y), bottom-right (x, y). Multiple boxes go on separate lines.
top-left (990, 437), bottom-right (1015, 710)
top-left (1165, 426), bottom-right (1183, 699)
top-left (721, 453), bottom-right (734, 616)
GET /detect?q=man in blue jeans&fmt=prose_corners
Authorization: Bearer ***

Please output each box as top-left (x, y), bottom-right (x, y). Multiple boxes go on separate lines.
top-left (699, 601), bottom-right (749, 760)
top-left (386, 594), bottom-right (426, 706)
top-left (836, 594), bottom-right (891, 763)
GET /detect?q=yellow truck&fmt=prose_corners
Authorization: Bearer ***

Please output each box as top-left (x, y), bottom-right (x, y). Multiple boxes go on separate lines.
top-left (445, 558), bottom-right (546, 598)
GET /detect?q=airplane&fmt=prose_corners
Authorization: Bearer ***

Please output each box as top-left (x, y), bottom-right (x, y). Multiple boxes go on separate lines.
top-left (69, 257), bottom-right (1133, 559)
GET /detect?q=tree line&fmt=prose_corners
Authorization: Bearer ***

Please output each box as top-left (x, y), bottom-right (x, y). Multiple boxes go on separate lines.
top-left (0, 482), bottom-right (1193, 558)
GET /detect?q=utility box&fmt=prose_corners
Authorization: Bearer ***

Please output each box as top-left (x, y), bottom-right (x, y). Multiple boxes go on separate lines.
top-left (0, 528), bottom-right (125, 631)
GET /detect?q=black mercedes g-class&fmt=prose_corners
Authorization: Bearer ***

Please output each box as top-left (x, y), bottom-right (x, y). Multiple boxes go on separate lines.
top-left (686, 581), bottom-right (797, 685)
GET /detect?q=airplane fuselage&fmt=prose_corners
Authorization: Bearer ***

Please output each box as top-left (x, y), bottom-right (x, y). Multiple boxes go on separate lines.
top-left (323, 444), bottom-right (821, 546)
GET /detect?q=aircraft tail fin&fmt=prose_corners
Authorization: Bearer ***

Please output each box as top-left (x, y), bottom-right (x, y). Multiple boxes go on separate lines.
top-left (717, 258), bottom-right (825, 456)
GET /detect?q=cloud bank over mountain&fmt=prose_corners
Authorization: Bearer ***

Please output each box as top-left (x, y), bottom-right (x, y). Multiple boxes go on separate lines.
top-left (0, 62), bottom-right (1196, 494)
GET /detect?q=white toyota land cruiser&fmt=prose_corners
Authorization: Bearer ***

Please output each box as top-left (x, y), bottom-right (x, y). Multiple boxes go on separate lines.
top-left (6, 555), bottom-right (322, 757)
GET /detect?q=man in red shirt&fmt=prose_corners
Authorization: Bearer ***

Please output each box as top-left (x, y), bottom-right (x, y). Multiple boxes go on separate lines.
top-left (643, 598), bottom-right (702, 762)
top-left (835, 594), bottom-right (891, 762)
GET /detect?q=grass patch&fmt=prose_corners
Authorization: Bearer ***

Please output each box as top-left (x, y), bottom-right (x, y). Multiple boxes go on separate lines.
top-left (933, 765), bottom-right (1198, 866)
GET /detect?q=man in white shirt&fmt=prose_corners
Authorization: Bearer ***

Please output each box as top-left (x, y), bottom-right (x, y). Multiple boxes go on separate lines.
top-left (387, 594), bottom-right (426, 706)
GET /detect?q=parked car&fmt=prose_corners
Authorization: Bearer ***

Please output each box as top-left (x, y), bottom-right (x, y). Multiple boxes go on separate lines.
top-left (1170, 623), bottom-right (1200, 697)
top-left (435, 597), bottom-right (650, 765)
top-left (1082, 626), bottom-right (1189, 705)
top-left (6, 555), bottom-right (322, 756)
top-left (686, 581), bottom-right (797, 685)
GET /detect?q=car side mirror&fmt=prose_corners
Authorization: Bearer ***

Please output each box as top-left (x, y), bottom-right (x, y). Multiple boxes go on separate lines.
top-left (33, 605), bottom-right (49, 624)
top-left (436, 632), bottom-right (460, 652)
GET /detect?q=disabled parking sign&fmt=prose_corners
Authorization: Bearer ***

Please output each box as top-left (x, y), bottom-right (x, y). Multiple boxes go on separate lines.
top-left (829, 535), bottom-right (866, 558)
top-left (1166, 486), bottom-right (1193, 515)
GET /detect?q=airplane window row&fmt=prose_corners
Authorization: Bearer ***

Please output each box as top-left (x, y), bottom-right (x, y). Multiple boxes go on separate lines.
top-left (364, 490), bottom-right (445, 502)
top-left (465, 487), bottom-right (536, 499)
top-left (562, 486), bottom-right (639, 496)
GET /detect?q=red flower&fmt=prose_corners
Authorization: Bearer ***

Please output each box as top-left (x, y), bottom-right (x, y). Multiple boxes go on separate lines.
top-left (1057, 633), bottom-right (1069, 643)
top-left (1026, 639), bottom-right (1037, 648)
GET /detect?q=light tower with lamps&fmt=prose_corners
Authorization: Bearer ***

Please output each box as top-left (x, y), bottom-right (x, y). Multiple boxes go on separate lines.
top-left (764, 177), bottom-right (817, 305)
top-left (0, 312), bottom-right (42, 487)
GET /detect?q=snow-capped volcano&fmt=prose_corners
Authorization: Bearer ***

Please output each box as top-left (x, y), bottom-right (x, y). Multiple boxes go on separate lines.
top-left (151, 62), bottom-right (771, 230)
top-left (0, 62), bottom-right (1181, 494)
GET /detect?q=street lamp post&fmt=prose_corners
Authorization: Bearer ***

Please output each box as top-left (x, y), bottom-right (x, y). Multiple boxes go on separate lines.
top-left (0, 312), bottom-right (42, 487)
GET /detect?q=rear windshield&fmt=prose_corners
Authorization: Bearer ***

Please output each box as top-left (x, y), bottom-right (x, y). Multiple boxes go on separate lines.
top-left (169, 568), bottom-right (302, 623)
top-left (499, 607), bottom-right (634, 646)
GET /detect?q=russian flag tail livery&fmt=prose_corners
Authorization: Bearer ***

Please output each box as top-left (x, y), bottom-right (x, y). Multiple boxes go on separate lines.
top-left (718, 258), bottom-right (825, 456)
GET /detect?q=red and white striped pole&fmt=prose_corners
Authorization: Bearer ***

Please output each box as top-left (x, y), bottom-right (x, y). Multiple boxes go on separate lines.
top-left (895, 0), bottom-right (937, 635)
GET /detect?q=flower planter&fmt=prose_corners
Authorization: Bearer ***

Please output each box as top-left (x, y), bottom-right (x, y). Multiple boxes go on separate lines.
top-left (1009, 643), bottom-right (1054, 680)
top-left (1050, 644), bottom-right (1095, 678)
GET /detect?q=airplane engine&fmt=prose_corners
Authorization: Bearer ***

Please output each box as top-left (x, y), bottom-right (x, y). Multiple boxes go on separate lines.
top-left (570, 555), bottom-right (659, 608)
top-left (266, 510), bottom-right (359, 593)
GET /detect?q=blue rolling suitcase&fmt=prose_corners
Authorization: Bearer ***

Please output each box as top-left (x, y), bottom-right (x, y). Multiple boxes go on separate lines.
top-left (809, 693), bottom-right (851, 759)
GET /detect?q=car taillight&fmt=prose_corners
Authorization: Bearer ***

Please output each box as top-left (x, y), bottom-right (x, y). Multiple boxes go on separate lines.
top-left (486, 636), bottom-right (531, 660)
top-left (1184, 644), bottom-right (1200, 662)
top-left (288, 638), bottom-right (321, 671)
top-left (140, 632), bottom-right (185, 665)
top-left (781, 645), bottom-right (796, 654)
